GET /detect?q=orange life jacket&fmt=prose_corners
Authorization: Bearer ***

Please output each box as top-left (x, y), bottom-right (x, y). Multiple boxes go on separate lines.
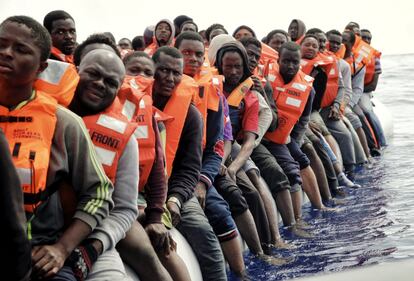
top-left (301, 52), bottom-right (339, 108)
top-left (351, 35), bottom-right (375, 73)
top-left (153, 75), bottom-right (198, 177)
top-left (117, 77), bottom-right (157, 191)
top-left (192, 69), bottom-right (223, 148)
top-left (364, 49), bottom-right (381, 86)
top-left (265, 70), bottom-right (314, 144)
top-left (259, 43), bottom-right (279, 80)
top-left (0, 91), bottom-right (57, 213)
top-left (50, 46), bottom-right (74, 64)
top-left (34, 59), bottom-right (79, 107)
top-left (83, 98), bottom-right (137, 184)
top-left (226, 77), bottom-right (254, 107)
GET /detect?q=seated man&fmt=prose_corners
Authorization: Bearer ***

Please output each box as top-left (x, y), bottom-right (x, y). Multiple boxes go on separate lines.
top-left (151, 46), bottom-right (227, 281)
top-left (69, 49), bottom-right (138, 280)
top-left (0, 16), bottom-right (113, 280)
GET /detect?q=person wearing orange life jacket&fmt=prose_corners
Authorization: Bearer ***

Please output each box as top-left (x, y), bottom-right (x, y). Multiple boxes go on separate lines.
top-left (342, 30), bottom-right (381, 159)
top-left (299, 31), bottom-right (354, 195)
top-left (176, 31), bottom-right (255, 279)
top-left (262, 42), bottom-right (318, 223)
top-left (120, 52), bottom-right (193, 281)
top-left (240, 36), bottom-right (312, 241)
top-left (68, 49), bottom-right (139, 281)
top-left (0, 16), bottom-right (113, 281)
top-left (72, 39), bottom-right (176, 281)
top-left (144, 19), bottom-right (175, 57)
top-left (214, 41), bottom-right (281, 258)
top-left (152, 46), bottom-right (227, 281)
top-left (359, 28), bottom-right (387, 147)
top-left (288, 19), bottom-right (306, 44)
top-left (43, 10), bottom-right (76, 64)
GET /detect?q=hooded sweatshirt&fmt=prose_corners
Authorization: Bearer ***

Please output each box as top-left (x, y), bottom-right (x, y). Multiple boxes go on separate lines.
top-left (144, 19), bottom-right (175, 56)
top-left (288, 19), bottom-right (306, 42)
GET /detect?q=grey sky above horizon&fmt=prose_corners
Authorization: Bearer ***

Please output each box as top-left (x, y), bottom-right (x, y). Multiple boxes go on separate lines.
top-left (1, 0), bottom-right (413, 55)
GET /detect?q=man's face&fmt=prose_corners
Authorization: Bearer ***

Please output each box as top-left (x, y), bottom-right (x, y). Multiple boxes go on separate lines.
top-left (125, 56), bottom-right (155, 78)
top-left (361, 31), bottom-right (372, 45)
top-left (327, 34), bottom-right (342, 53)
top-left (288, 21), bottom-right (298, 40)
top-left (221, 51), bottom-right (244, 86)
top-left (178, 39), bottom-right (204, 77)
top-left (268, 33), bottom-right (287, 52)
top-left (50, 18), bottom-right (76, 55)
top-left (118, 39), bottom-right (132, 50)
top-left (0, 21), bottom-right (45, 86)
top-left (234, 28), bottom-right (254, 41)
top-left (155, 22), bottom-right (171, 45)
top-left (301, 37), bottom-right (319, 59)
top-left (245, 43), bottom-right (261, 73)
top-left (181, 23), bottom-right (197, 33)
top-left (316, 32), bottom-right (327, 52)
top-left (278, 48), bottom-right (300, 81)
top-left (153, 52), bottom-right (183, 97)
top-left (342, 32), bottom-right (353, 51)
top-left (76, 52), bottom-right (124, 113)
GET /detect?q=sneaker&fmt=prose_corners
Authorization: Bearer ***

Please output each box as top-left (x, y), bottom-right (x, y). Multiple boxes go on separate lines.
top-left (338, 172), bottom-right (361, 188)
top-left (331, 187), bottom-right (346, 197)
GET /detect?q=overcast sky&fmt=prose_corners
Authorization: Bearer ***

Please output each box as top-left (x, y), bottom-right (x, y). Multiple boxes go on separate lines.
top-left (1, 0), bottom-right (413, 55)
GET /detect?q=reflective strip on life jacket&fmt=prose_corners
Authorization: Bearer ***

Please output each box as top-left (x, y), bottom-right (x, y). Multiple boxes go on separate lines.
top-left (34, 59), bottom-right (79, 107)
top-left (118, 78), bottom-right (156, 190)
top-left (83, 98), bottom-right (137, 184)
top-left (0, 91), bottom-right (57, 213)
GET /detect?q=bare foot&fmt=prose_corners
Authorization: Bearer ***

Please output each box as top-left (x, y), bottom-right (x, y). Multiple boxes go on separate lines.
top-left (257, 253), bottom-right (294, 266)
top-left (288, 225), bottom-right (313, 238)
top-left (272, 238), bottom-right (296, 250)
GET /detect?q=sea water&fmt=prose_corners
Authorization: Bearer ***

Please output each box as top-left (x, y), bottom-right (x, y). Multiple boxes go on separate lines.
top-left (230, 53), bottom-right (414, 280)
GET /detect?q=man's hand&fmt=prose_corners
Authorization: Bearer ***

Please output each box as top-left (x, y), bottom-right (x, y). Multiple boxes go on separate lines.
top-left (219, 164), bottom-right (227, 176)
top-left (166, 201), bottom-right (181, 227)
top-left (251, 76), bottom-right (265, 95)
top-left (328, 105), bottom-right (340, 120)
top-left (195, 181), bottom-right (208, 209)
top-left (145, 223), bottom-right (173, 256)
top-left (226, 164), bottom-right (238, 182)
top-left (32, 243), bottom-right (68, 279)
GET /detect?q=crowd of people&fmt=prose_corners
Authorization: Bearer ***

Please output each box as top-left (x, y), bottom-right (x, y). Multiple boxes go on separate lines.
top-left (0, 10), bottom-right (385, 281)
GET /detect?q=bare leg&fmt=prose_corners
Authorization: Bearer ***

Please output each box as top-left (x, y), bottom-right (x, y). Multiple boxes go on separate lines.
top-left (234, 210), bottom-right (263, 255)
top-left (274, 189), bottom-right (296, 226)
top-left (221, 236), bottom-right (246, 277)
top-left (302, 143), bottom-right (332, 201)
top-left (290, 189), bottom-right (303, 220)
top-left (246, 170), bottom-right (282, 245)
top-left (117, 221), bottom-right (173, 281)
top-left (158, 249), bottom-right (191, 281)
top-left (300, 166), bottom-right (325, 209)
